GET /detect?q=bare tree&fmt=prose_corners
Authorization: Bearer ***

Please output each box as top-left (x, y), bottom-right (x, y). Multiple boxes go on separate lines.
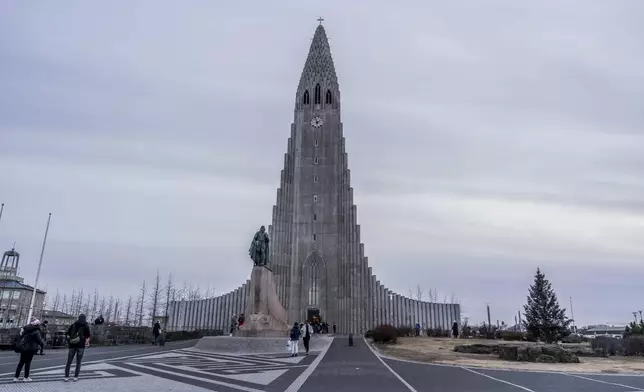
top-left (124, 296), bottom-right (133, 326)
top-left (450, 292), bottom-right (460, 304)
top-left (91, 289), bottom-right (99, 321)
top-left (163, 273), bottom-right (174, 315)
top-left (41, 285), bottom-right (49, 312)
top-left (76, 289), bottom-right (84, 315)
top-left (106, 296), bottom-right (115, 323)
top-left (136, 280), bottom-right (147, 327)
top-left (82, 292), bottom-right (91, 316)
top-left (204, 284), bottom-right (215, 298)
top-left (149, 271), bottom-right (162, 323)
top-left (113, 299), bottom-right (120, 324)
top-left (99, 297), bottom-right (107, 318)
top-left (187, 283), bottom-right (201, 301)
top-left (61, 294), bottom-right (69, 314)
top-left (176, 281), bottom-right (189, 301)
top-left (427, 288), bottom-right (438, 303)
top-left (70, 289), bottom-right (77, 315)
top-left (415, 285), bottom-right (424, 301)
top-left (52, 290), bottom-right (61, 312)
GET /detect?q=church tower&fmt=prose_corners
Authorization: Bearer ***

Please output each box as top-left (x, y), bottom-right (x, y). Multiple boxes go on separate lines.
top-left (165, 23), bottom-right (461, 335)
top-left (269, 23), bottom-right (371, 333)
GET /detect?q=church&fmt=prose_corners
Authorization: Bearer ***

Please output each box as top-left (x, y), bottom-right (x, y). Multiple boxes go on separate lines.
top-left (167, 23), bottom-right (460, 334)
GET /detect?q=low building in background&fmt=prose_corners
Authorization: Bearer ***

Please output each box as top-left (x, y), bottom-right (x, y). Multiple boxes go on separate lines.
top-left (0, 247), bottom-right (46, 328)
top-left (41, 309), bottom-right (75, 326)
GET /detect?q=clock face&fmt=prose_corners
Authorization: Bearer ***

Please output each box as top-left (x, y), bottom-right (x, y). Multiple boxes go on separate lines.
top-left (311, 117), bottom-right (324, 128)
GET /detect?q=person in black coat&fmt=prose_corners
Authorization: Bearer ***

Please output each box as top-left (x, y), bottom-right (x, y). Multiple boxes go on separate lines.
top-left (64, 314), bottom-right (91, 381)
top-left (14, 319), bottom-right (45, 382)
top-left (152, 321), bottom-right (162, 345)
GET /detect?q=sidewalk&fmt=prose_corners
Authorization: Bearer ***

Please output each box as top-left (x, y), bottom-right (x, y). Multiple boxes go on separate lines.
top-left (297, 337), bottom-right (410, 392)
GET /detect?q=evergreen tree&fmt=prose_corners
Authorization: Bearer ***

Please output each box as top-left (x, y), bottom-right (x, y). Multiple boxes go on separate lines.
top-left (523, 268), bottom-right (572, 343)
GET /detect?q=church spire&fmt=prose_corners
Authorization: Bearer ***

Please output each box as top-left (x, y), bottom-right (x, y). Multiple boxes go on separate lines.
top-left (297, 23), bottom-right (338, 96)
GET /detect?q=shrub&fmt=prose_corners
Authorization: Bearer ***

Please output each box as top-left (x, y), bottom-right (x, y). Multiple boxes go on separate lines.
top-left (623, 335), bottom-right (644, 356)
top-left (364, 330), bottom-right (373, 339)
top-left (396, 326), bottom-right (413, 337)
top-left (461, 324), bottom-right (473, 338)
top-left (426, 328), bottom-right (450, 337)
top-left (591, 336), bottom-right (622, 356)
top-left (454, 344), bottom-right (499, 354)
top-left (524, 332), bottom-right (538, 342)
top-left (624, 321), bottom-right (644, 338)
top-left (372, 324), bottom-right (398, 343)
top-left (561, 335), bottom-right (587, 344)
top-left (500, 331), bottom-right (524, 341)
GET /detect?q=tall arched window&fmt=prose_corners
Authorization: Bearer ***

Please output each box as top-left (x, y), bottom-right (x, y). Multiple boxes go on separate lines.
top-left (325, 89), bottom-right (332, 104)
top-left (302, 90), bottom-right (310, 105)
top-left (314, 84), bottom-right (321, 105)
top-left (308, 261), bottom-right (319, 306)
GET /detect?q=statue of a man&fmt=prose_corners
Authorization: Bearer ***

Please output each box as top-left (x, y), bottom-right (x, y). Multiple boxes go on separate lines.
top-left (249, 226), bottom-right (270, 266)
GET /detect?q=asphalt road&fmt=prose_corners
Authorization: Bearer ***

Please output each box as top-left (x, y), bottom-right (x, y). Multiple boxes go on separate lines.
top-left (302, 337), bottom-right (644, 392)
top-left (3, 337), bottom-right (644, 391)
top-left (0, 340), bottom-right (197, 376)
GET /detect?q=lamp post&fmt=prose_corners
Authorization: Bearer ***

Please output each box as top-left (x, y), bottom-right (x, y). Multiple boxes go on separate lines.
top-left (26, 213), bottom-right (52, 324)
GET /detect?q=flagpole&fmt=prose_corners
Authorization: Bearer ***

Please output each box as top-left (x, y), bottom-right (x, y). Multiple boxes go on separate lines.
top-left (26, 213), bottom-right (51, 324)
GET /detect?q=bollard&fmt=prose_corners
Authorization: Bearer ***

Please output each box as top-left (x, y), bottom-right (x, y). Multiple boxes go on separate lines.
top-left (348, 333), bottom-right (354, 346)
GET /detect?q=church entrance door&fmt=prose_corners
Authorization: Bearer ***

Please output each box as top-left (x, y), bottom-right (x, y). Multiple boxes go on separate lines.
top-left (307, 308), bottom-right (320, 323)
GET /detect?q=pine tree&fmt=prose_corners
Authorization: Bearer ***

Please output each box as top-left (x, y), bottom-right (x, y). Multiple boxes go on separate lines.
top-left (523, 268), bottom-right (572, 343)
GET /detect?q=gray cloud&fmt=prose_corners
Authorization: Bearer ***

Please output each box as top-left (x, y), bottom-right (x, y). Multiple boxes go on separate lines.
top-left (1, 0), bottom-right (643, 327)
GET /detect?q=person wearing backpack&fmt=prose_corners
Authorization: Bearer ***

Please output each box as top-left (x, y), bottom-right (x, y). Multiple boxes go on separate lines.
top-left (64, 314), bottom-right (91, 382)
top-left (13, 319), bottom-right (45, 382)
top-left (289, 322), bottom-right (301, 357)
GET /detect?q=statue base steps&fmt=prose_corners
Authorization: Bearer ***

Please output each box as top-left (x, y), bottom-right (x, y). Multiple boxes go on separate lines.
top-left (193, 336), bottom-right (334, 354)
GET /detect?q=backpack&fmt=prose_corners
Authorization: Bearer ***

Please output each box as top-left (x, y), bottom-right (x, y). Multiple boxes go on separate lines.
top-left (13, 334), bottom-right (28, 353)
top-left (69, 324), bottom-right (83, 345)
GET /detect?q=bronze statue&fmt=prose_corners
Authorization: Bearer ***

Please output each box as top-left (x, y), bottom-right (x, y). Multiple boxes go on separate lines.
top-left (249, 226), bottom-right (270, 266)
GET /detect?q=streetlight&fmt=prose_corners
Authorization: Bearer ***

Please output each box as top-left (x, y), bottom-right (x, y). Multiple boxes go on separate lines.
top-left (26, 213), bottom-right (52, 324)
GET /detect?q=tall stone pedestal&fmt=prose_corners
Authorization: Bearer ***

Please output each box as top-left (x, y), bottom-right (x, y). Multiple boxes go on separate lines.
top-left (238, 266), bottom-right (289, 337)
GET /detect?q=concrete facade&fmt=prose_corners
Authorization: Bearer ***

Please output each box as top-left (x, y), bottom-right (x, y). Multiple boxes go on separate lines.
top-left (167, 24), bottom-right (460, 334)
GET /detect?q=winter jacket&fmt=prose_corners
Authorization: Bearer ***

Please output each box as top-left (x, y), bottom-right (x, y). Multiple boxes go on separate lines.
top-left (19, 324), bottom-right (45, 353)
top-left (289, 326), bottom-right (301, 341)
top-left (153, 323), bottom-right (161, 336)
top-left (301, 324), bottom-right (313, 339)
top-left (67, 318), bottom-right (91, 349)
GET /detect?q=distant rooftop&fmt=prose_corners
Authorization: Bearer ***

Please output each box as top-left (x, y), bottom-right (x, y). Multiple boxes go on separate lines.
top-left (0, 279), bottom-right (46, 294)
top-left (42, 310), bottom-right (74, 319)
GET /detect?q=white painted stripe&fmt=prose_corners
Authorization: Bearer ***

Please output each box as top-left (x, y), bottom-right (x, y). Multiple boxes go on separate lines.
top-left (126, 362), bottom-right (264, 392)
top-left (364, 337), bottom-right (418, 392)
top-left (566, 373), bottom-right (644, 390)
top-left (461, 367), bottom-right (536, 392)
top-left (283, 337), bottom-right (333, 392)
top-left (0, 347), bottom-right (188, 376)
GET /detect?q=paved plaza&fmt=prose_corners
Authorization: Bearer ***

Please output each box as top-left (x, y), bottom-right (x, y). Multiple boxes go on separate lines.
top-left (1, 338), bottom-right (644, 391)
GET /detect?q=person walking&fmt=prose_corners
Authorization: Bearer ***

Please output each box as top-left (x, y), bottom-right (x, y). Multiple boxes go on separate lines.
top-left (152, 321), bottom-right (161, 345)
top-left (332, 323), bottom-right (337, 334)
top-left (13, 319), bottom-right (45, 382)
top-left (289, 322), bottom-right (301, 357)
top-left (38, 320), bottom-right (49, 355)
top-left (302, 321), bottom-right (313, 355)
top-left (452, 321), bottom-right (459, 339)
top-left (64, 314), bottom-right (91, 382)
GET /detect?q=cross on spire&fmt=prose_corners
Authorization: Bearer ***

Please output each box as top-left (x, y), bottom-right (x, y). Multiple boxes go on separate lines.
top-left (317, 17), bottom-right (324, 25)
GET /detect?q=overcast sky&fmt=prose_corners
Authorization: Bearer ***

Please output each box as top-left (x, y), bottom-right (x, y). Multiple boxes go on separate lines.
top-left (1, 1), bottom-right (643, 327)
